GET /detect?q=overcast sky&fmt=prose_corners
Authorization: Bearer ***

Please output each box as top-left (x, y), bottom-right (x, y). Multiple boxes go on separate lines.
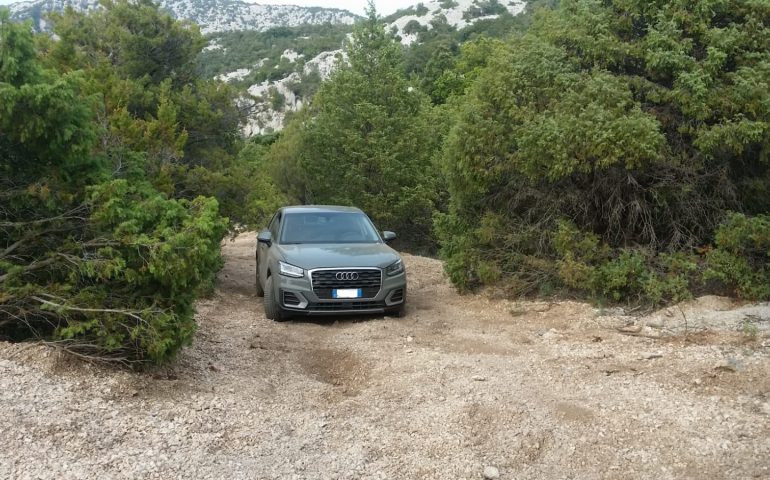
top-left (0, 0), bottom-right (418, 15)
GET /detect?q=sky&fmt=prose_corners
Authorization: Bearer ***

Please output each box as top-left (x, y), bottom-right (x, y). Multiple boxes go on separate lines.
top-left (0, 0), bottom-right (420, 15)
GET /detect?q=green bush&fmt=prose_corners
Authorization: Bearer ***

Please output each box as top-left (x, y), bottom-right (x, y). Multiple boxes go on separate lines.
top-left (44, 0), bottom-right (272, 230)
top-left (553, 221), bottom-right (603, 290)
top-left (645, 253), bottom-right (698, 305)
top-left (553, 222), bottom-right (696, 304)
top-left (438, 0), bottom-right (770, 306)
top-left (463, 0), bottom-right (507, 21)
top-left (593, 250), bottom-right (649, 302)
top-left (403, 19), bottom-right (426, 35)
top-left (53, 182), bottom-right (227, 363)
top-left (705, 214), bottom-right (770, 300)
top-left (0, 4), bottom-right (240, 364)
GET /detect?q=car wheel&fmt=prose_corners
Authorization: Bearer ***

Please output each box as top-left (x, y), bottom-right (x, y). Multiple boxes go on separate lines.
top-left (255, 268), bottom-right (264, 297)
top-left (264, 275), bottom-right (286, 322)
top-left (388, 302), bottom-right (406, 318)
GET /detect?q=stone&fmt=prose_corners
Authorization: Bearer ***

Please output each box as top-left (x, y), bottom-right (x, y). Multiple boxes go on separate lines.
top-left (715, 358), bottom-right (743, 373)
top-left (483, 466), bottom-right (500, 479)
top-left (618, 324), bottom-right (642, 334)
top-left (642, 353), bottom-right (663, 360)
top-left (646, 317), bottom-right (665, 329)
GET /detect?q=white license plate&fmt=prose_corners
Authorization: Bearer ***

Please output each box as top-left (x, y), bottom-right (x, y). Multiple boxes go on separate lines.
top-left (333, 288), bottom-right (362, 299)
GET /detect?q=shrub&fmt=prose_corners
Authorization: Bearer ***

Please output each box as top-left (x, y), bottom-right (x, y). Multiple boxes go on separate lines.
top-left (403, 19), bottom-right (425, 35)
top-left (644, 253), bottom-right (698, 305)
top-left (0, 4), bottom-right (234, 365)
top-left (438, 0), bottom-right (770, 306)
top-left (705, 214), bottom-right (770, 300)
top-left (593, 250), bottom-right (650, 302)
top-left (1, 181), bottom-right (227, 364)
top-left (55, 182), bottom-right (226, 363)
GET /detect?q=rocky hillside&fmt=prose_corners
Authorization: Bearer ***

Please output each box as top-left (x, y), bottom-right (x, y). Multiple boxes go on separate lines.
top-left (7, 0), bottom-right (529, 136)
top-left (7, 0), bottom-right (358, 34)
top-left (387, 0), bottom-right (526, 44)
top-left (222, 0), bottom-right (530, 135)
top-left (241, 49), bottom-right (344, 135)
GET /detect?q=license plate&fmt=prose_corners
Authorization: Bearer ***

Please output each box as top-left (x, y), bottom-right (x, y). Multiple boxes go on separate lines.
top-left (333, 288), bottom-right (362, 299)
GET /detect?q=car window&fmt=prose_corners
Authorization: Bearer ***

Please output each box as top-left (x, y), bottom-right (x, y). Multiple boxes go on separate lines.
top-left (268, 212), bottom-right (281, 239)
top-left (280, 212), bottom-right (380, 244)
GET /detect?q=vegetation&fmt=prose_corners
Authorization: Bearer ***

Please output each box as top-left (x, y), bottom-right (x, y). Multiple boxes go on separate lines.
top-left (705, 214), bottom-right (770, 300)
top-left (400, 3), bottom-right (546, 104)
top-left (0, 1), bottom-right (280, 364)
top-left (3, 0), bottom-right (769, 366)
top-left (197, 23), bottom-right (353, 86)
top-left (266, 5), bottom-right (446, 251)
top-left (463, 0), bottom-right (508, 21)
top-left (437, 0), bottom-right (770, 304)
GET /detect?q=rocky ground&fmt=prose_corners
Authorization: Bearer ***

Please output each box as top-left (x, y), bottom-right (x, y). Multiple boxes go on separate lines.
top-left (1, 234), bottom-right (769, 479)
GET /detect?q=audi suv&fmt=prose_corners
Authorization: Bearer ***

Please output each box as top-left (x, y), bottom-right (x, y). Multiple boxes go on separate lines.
top-left (255, 206), bottom-right (407, 321)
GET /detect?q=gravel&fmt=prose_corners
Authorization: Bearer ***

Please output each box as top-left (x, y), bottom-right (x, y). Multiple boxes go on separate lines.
top-left (1, 233), bottom-right (769, 479)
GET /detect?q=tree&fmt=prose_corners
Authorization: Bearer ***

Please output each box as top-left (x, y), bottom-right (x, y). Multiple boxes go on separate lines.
top-left (39, 0), bottom-right (271, 229)
top-left (438, 0), bottom-right (770, 302)
top-left (1, 7), bottom-right (227, 364)
top-left (268, 2), bottom-right (445, 250)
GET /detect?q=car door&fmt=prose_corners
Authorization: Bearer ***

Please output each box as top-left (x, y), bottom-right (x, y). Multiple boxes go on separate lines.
top-left (258, 211), bottom-right (281, 284)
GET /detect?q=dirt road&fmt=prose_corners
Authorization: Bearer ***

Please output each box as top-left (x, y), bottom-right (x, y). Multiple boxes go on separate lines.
top-left (1, 234), bottom-right (769, 479)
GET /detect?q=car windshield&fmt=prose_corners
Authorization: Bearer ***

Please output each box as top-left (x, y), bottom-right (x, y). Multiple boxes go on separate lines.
top-left (280, 212), bottom-right (381, 244)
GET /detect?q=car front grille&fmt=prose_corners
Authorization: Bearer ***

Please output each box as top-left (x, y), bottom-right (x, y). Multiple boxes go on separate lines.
top-left (311, 269), bottom-right (382, 300)
top-left (307, 301), bottom-right (386, 312)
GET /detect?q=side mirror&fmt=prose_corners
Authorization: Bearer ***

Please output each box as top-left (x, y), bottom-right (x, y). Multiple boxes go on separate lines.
top-left (257, 231), bottom-right (273, 245)
top-left (382, 231), bottom-right (397, 242)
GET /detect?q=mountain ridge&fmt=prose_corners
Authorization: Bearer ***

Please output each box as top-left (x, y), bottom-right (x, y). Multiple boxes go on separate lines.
top-left (6, 0), bottom-right (531, 136)
top-left (7, 0), bottom-right (359, 34)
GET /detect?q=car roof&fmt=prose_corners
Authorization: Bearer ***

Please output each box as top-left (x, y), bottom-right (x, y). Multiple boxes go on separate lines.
top-left (281, 205), bottom-right (363, 214)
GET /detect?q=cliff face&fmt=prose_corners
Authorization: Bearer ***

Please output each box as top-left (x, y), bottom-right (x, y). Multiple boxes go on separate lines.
top-left (8, 0), bottom-right (359, 34)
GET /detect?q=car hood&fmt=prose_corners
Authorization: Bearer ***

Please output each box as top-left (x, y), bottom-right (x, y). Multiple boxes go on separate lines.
top-left (276, 243), bottom-right (400, 270)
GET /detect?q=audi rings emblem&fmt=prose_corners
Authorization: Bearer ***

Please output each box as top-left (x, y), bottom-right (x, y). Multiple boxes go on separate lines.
top-left (336, 272), bottom-right (359, 281)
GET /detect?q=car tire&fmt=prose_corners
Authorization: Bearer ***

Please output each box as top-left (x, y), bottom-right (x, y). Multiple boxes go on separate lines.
top-left (264, 275), bottom-right (286, 322)
top-left (388, 302), bottom-right (406, 318)
top-left (255, 268), bottom-right (264, 298)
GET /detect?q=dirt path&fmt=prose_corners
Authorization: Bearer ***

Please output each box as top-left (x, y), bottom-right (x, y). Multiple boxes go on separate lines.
top-left (2, 234), bottom-right (769, 480)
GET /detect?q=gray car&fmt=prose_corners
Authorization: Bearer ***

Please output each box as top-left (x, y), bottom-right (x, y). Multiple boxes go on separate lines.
top-left (255, 206), bottom-right (407, 321)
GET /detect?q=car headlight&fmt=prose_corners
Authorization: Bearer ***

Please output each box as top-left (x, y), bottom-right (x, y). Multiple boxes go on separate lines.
top-left (385, 259), bottom-right (405, 276)
top-left (279, 261), bottom-right (304, 278)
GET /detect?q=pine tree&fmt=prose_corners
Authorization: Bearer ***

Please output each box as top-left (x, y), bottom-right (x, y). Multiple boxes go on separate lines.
top-left (268, 2), bottom-right (444, 249)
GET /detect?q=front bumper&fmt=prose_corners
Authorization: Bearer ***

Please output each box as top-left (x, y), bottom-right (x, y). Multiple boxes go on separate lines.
top-left (275, 268), bottom-right (406, 316)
